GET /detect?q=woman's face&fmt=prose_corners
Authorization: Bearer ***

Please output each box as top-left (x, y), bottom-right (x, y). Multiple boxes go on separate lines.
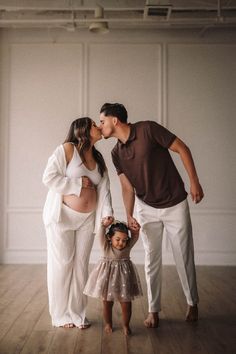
top-left (90, 121), bottom-right (102, 143)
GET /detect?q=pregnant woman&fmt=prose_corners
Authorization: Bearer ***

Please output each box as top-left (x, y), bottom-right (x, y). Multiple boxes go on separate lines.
top-left (42, 117), bottom-right (113, 329)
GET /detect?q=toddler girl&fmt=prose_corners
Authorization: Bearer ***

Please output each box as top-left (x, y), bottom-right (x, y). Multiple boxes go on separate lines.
top-left (84, 217), bottom-right (143, 335)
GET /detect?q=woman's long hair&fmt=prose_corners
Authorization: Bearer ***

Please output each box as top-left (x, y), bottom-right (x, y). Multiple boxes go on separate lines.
top-left (64, 117), bottom-right (106, 177)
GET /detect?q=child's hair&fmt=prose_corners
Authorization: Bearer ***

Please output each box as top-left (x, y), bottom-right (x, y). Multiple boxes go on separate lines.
top-left (106, 221), bottom-right (130, 240)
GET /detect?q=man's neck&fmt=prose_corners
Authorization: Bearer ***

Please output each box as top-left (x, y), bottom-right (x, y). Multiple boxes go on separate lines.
top-left (114, 124), bottom-right (131, 144)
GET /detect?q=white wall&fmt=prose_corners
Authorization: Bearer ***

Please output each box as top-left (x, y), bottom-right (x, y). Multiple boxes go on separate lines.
top-left (0, 28), bottom-right (235, 265)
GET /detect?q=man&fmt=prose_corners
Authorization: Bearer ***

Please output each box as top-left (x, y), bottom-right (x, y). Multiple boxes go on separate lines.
top-left (99, 103), bottom-right (204, 328)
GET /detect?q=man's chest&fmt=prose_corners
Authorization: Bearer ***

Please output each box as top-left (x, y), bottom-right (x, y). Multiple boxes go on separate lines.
top-left (118, 139), bottom-right (160, 168)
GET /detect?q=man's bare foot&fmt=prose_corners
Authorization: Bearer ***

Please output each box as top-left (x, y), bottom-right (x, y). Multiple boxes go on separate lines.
top-left (104, 323), bottom-right (113, 334)
top-left (123, 325), bottom-right (132, 336)
top-left (186, 304), bottom-right (198, 322)
top-left (144, 312), bottom-right (159, 328)
top-left (60, 323), bottom-right (74, 328)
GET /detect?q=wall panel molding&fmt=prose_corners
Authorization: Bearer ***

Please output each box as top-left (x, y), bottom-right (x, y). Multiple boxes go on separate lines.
top-left (1, 35), bottom-right (235, 265)
top-left (3, 249), bottom-right (235, 266)
top-left (5, 206), bottom-right (236, 215)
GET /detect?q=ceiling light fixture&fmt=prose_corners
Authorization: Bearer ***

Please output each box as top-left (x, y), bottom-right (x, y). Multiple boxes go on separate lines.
top-left (89, 5), bottom-right (109, 34)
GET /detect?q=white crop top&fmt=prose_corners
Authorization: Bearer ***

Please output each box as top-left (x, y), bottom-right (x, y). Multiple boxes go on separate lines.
top-left (65, 146), bottom-right (102, 186)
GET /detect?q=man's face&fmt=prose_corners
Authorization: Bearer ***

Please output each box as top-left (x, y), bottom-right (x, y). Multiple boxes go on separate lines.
top-left (99, 112), bottom-right (115, 138)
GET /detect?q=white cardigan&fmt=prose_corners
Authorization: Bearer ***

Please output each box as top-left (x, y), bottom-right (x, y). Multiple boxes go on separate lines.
top-left (42, 145), bottom-right (113, 233)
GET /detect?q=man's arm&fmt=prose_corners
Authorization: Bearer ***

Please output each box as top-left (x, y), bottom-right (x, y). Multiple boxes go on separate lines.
top-left (169, 137), bottom-right (204, 204)
top-left (119, 173), bottom-right (140, 230)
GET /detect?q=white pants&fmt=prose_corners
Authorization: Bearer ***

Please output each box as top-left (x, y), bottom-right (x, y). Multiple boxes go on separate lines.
top-left (45, 203), bottom-right (95, 327)
top-left (136, 198), bottom-right (199, 312)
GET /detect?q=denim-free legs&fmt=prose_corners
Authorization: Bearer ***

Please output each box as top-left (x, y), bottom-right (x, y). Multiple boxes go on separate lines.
top-left (136, 198), bottom-right (199, 312)
top-left (46, 204), bottom-right (95, 327)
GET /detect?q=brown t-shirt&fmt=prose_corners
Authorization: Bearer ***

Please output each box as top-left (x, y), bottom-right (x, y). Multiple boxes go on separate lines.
top-left (111, 121), bottom-right (187, 208)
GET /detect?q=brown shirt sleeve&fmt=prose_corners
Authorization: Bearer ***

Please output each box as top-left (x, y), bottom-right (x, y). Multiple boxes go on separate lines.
top-left (147, 121), bottom-right (176, 148)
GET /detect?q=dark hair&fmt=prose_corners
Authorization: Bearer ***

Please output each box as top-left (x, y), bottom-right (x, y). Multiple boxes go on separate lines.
top-left (100, 103), bottom-right (128, 123)
top-left (106, 221), bottom-right (130, 239)
top-left (64, 117), bottom-right (106, 177)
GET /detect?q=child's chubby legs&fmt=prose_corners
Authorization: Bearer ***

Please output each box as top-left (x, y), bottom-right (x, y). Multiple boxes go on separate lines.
top-left (103, 300), bottom-right (114, 334)
top-left (120, 301), bottom-right (132, 336)
top-left (103, 300), bottom-right (132, 336)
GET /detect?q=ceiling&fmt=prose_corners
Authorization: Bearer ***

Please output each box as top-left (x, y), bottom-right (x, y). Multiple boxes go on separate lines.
top-left (0, 0), bottom-right (235, 32)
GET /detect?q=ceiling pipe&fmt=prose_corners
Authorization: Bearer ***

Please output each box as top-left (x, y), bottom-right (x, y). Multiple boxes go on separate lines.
top-left (89, 5), bottom-right (109, 34)
top-left (217, 0), bottom-right (224, 22)
top-left (1, 17), bottom-right (236, 25)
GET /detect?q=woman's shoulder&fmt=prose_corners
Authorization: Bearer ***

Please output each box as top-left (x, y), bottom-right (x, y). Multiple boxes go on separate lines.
top-left (63, 142), bottom-right (75, 164)
top-left (63, 142), bottom-right (74, 152)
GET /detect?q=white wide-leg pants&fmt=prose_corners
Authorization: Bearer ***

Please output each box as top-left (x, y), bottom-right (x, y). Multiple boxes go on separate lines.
top-left (136, 198), bottom-right (199, 313)
top-left (45, 203), bottom-right (95, 327)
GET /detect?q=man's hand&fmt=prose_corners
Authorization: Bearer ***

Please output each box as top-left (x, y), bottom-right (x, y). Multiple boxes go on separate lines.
top-left (101, 216), bottom-right (114, 228)
top-left (190, 180), bottom-right (204, 204)
top-left (82, 176), bottom-right (95, 190)
top-left (127, 216), bottom-right (140, 232)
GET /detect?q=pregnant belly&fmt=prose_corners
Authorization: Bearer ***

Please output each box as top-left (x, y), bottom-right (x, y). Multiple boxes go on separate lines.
top-left (63, 188), bottom-right (97, 213)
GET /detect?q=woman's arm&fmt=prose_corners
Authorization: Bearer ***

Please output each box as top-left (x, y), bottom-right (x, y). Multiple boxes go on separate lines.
top-left (97, 171), bottom-right (114, 218)
top-left (42, 146), bottom-right (82, 195)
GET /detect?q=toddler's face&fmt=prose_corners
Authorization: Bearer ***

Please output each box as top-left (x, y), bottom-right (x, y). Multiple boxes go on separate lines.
top-left (111, 231), bottom-right (129, 250)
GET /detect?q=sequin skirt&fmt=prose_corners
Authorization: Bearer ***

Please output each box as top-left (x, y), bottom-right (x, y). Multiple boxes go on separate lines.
top-left (84, 258), bottom-right (143, 302)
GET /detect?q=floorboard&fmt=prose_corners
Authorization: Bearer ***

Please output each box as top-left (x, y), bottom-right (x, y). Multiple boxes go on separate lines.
top-left (0, 265), bottom-right (235, 354)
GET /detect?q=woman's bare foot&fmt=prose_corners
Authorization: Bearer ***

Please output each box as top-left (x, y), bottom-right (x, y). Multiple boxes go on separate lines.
top-left (123, 325), bottom-right (132, 336)
top-left (78, 323), bottom-right (91, 330)
top-left (104, 323), bottom-right (113, 334)
top-left (60, 323), bottom-right (74, 328)
top-left (186, 304), bottom-right (198, 322)
top-left (144, 312), bottom-right (159, 328)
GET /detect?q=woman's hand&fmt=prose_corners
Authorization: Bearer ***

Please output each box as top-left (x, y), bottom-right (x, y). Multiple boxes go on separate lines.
top-left (101, 216), bottom-right (114, 227)
top-left (82, 176), bottom-right (95, 190)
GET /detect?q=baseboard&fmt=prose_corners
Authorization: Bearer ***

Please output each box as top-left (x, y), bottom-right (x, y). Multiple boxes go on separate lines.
top-left (1, 249), bottom-right (236, 266)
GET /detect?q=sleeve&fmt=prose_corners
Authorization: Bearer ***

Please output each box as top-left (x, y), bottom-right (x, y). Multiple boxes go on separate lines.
top-left (111, 148), bottom-right (123, 176)
top-left (42, 150), bottom-right (82, 196)
top-left (128, 231), bottom-right (139, 248)
top-left (98, 171), bottom-right (114, 218)
top-left (147, 121), bottom-right (176, 148)
top-left (96, 225), bottom-right (107, 248)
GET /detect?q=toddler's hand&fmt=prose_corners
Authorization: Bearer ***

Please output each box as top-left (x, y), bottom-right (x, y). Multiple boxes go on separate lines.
top-left (101, 216), bottom-right (114, 227)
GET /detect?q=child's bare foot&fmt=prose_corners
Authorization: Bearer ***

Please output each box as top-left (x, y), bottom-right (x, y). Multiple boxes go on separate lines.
top-left (144, 312), bottom-right (159, 328)
top-left (104, 323), bottom-right (113, 334)
top-left (186, 304), bottom-right (198, 322)
top-left (123, 325), bottom-right (132, 336)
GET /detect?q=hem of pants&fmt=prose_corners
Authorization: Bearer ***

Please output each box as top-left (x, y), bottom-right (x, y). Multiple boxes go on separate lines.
top-left (187, 300), bottom-right (199, 306)
top-left (148, 307), bottom-right (161, 313)
top-left (52, 317), bottom-right (90, 327)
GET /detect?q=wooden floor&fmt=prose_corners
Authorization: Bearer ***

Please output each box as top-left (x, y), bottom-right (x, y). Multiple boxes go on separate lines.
top-left (0, 265), bottom-right (236, 354)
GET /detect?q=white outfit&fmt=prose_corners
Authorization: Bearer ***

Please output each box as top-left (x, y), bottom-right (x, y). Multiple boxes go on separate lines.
top-left (66, 145), bottom-right (102, 185)
top-left (42, 144), bottom-right (113, 327)
top-left (136, 197), bottom-right (199, 312)
top-left (42, 145), bottom-right (112, 232)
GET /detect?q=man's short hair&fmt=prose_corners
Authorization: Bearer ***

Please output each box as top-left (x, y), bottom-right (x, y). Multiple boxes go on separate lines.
top-left (100, 103), bottom-right (128, 123)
